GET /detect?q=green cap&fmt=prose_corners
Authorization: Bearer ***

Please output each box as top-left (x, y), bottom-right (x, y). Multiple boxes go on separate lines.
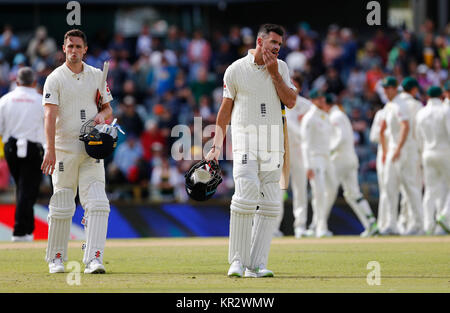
top-left (401, 77), bottom-right (419, 91)
top-left (309, 89), bottom-right (325, 99)
top-left (382, 76), bottom-right (398, 88)
top-left (444, 80), bottom-right (450, 91)
top-left (427, 86), bottom-right (443, 98)
top-left (325, 93), bottom-right (336, 104)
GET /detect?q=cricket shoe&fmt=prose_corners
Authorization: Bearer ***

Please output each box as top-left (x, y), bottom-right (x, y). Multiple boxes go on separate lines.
top-left (227, 260), bottom-right (244, 277)
top-left (316, 229), bottom-right (333, 238)
top-left (84, 259), bottom-right (106, 274)
top-left (11, 234), bottom-right (33, 242)
top-left (273, 229), bottom-right (284, 237)
top-left (360, 222), bottom-right (380, 237)
top-left (49, 258), bottom-right (65, 274)
top-left (436, 215), bottom-right (450, 234)
top-left (403, 226), bottom-right (424, 236)
top-left (244, 267), bottom-right (274, 278)
top-left (294, 227), bottom-right (308, 239)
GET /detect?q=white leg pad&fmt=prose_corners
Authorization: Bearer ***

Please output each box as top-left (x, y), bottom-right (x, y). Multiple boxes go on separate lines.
top-left (45, 189), bottom-right (76, 262)
top-left (229, 195), bottom-right (257, 268)
top-left (250, 182), bottom-right (280, 270)
top-left (82, 182), bottom-right (110, 265)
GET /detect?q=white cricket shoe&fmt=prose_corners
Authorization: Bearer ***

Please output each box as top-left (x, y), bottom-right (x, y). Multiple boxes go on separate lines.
top-left (11, 234), bottom-right (33, 242)
top-left (294, 227), bottom-right (308, 239)
top-left (360, 222), bottom-right (380, 237)
top-left (227, 260), bottom-right (244, 277)
top-left (436, 215), bottom-right (450, 234)
top-left (84, 259), bottom-right (106, 274)
top-left (48, 258), bottom-right (65, 274)
top-left (316, 229), bottom-right (333, 238)
top-left (244, 267), bottom-right (274, 278)
top-left (273, 229), bottom-right (284, 237)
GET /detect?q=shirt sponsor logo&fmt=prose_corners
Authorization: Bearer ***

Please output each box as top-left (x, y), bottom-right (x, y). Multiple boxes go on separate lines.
top-left (45, 93), bottom-right (51, 99)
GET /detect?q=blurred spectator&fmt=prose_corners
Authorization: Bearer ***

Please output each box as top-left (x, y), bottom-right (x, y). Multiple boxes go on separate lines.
top-left (117, 95), bottom-right (145, 137)
top-left (108, 134), bottom-right (143, 184)
top-left (189, 66), bottom-right (216, 104)
top-left (26, 26), bottom-right (56, 67)
top-left (0, 52), bottom-right (10, 96)
top-left (136, 24), bottom-right (152, 57)
top-left (0, 25), bottom-right (20, 64)
top-left (187, 29), bottom-right (212, 81)
top-left (140, 119), bottom-right (166, 162)
top-left (150, 158), bottom-right (181, 201)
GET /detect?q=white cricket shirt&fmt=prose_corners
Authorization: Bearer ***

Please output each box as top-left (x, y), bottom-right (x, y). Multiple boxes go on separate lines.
top-left (300, 105), bottom-right (332, 169)
top-left (285, 95), bottom-right (312, 144)
top-left (329, 105), bottom-right (358, 165)
top-left (416, 98), bottom-right (450, 152)
top-left (223, 50), bottom-right (296, 153)
top-left (42, 62), bottom-right (113, 153)
top-left (0, 86), bottom-right (44, 145)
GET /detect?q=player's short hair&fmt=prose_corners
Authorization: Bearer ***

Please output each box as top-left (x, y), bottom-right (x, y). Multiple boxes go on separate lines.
top-left (16, 67), bottom-right (35, 86)
top-left (64, 29), bottom-right (87, 46)
top-left (257, 24), bottom-right (285, 39)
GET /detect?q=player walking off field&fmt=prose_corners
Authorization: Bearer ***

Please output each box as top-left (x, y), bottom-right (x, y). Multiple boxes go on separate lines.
top-left (206, 24), bottom-right (296, 277)
top-left (416, 86), bottom-right (450, 234)
top-left (41, 29), bottom-right (113, 274)
top-left (379, 77), bottom-right (423, 235)
top-left (327, 94), bottom-right (378, 237)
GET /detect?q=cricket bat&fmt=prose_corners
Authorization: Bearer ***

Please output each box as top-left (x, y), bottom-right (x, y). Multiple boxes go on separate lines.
top-left (279, 105), bottom-right (290, 190)
top-left (96, 61), bottom-right (109, 112)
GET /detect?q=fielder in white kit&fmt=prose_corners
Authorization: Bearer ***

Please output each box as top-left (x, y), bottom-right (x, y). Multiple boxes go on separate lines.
top-left (41, 29), bottom-right (113, 274)
top-left (416, 86), bottom-right (450, 234)
top-left (206, 24), bottom-right (296, 278)
top-left (379, 77), bottom-right (423, 235)
top-left (274, 72), bottom-right (312, 238)
top-left (327, 94), bottom-right (379, 237)
top-left (300, 90), bottom-right (336, 238)
top-left (371, 77), bottom-right (408, 233)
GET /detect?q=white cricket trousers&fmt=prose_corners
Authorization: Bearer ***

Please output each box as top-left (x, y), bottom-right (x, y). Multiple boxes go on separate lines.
top-left (382, 148), bottom-right (423, 233)
top-left (308, 155), bottom-right (337, 235)
top-left (422, 150), bottom-right (450, 233)
top-left (277, 135), bottom-right (308, 231)
top-left (331, 156), bottom-right (374, 230)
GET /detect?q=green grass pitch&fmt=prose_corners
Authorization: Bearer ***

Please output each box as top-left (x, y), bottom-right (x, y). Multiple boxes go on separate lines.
top-left (0, 236), bottom-right (449, 293)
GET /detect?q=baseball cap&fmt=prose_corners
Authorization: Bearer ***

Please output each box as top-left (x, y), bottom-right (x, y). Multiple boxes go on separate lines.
top-left (401, 77), bottom-right (419, 91)
top-left (427, 86), bottom-right (443, 98)
top-left (382, 76), bottom-right (398, 88)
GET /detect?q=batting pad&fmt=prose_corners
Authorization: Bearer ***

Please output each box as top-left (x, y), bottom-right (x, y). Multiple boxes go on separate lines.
top-left (46, 189), bottom-right (76, 262)
top-left (229, 196), bottom-right (258, 268)
top-left (250, 183), bottom-right (280, 270)
top-left (82, 182), bottom-right (110, 265)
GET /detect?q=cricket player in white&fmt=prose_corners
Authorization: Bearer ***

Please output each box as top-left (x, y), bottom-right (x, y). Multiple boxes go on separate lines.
top-left (371, 77), bottom-right (407, 233)
top-left (206, 24), bottom-right (296, 278)
top-left (300, 90), bottom-right (336, 238)
top-left (416, 86), bottom-right (450, 234)
top-left (379, 77), bottom-right (423, 235)
top-left (327, 94), bottom-right (378, 236)
top-left (41, 29), bottom-right (113, 274)
top-left (274, 73), bottom-right (312, 238)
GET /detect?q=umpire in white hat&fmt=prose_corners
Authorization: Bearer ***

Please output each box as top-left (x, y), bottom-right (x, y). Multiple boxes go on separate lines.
top-left (0, 66), bottom-right (45, 242)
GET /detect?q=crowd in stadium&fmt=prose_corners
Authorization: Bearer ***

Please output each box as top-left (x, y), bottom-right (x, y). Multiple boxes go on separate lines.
top-left (0, 19), bottom-right (449, 202)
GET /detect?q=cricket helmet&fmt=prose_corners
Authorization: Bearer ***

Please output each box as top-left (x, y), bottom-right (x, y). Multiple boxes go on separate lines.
top-left (79, 120), bottom-right (118, 159)
top-left (185, 160), bottom-right (223, 201)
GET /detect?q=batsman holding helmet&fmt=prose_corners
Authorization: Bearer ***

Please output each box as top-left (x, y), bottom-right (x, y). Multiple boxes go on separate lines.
top-left (206, 24), bottom-right (296, 278)
top-left (41, 29), bottom-right (113, 274)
